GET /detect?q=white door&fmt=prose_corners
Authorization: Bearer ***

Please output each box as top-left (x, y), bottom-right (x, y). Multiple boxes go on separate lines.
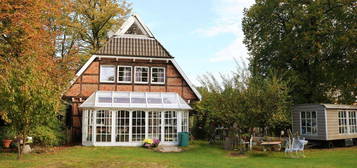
top-left (95, 110), bottom-right (112, 143)
top-left (162, 111), bottom-right (178, 144)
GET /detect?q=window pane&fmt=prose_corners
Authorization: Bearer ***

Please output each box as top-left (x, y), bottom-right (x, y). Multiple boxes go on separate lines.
top-left (301, 127), bottom-right (306, 134)
top-left (118, 66), bottom-right (132, 82)
top-left (98, 97), bottom-right (112, 103)
top-left (312, 119), bottom-right (316, 127)
top-left (114, 97), bottom-right (130, 103)
top-left (95, 110), bottom-right (112, 142)
top-left (151, 67), bottom-right (165, 83)
top-left (307, 127), bottom-right (311, 134)
top-left (301, 112), bottom-right (305, 119)
top-left (312, 111), bottom-right (316, 118)
top-left (135, 67), bottom-right (149, 83)
top-left (306, 119), bottom-right (311, 126)
top-left (306, 112), bottom-right (311, 118)
top-left (339, 111), bottom-right (348, 134)
top-left (100, 66), bottom-right (115, 82)
top-left (164, 111), bottom-right (177, 142)
top-left (301, 120), bottom-right (306, 127)
top-left (132, 111), bottom-right (145, 142)
top-left (301, 111), bottom-right (318, 135)
top-left (312, 127), bottom-right (317, 134)
top-left (148, 98), bottom-right (162, 104)
top-left (349, 111), bottom-right (357, 134)
top-left (131, 98), bottom-right (146, 103)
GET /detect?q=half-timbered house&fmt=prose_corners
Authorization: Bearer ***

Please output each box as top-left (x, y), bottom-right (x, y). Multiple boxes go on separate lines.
top-left (63, 14), bottom-right (201, 146)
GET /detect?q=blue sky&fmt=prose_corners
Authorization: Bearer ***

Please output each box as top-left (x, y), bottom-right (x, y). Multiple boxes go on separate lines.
top-left (130, 0), bottom-right (255, 85)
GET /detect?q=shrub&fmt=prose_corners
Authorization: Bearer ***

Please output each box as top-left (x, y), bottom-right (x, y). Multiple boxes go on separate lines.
top-left (30, 126), bottom-right (65, 146)
top-left (0, 126), bottom-right (16, 140)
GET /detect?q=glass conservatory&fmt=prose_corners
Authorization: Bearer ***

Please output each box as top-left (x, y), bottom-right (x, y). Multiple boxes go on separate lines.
top-left (80, 91), bottom-right (191, 146)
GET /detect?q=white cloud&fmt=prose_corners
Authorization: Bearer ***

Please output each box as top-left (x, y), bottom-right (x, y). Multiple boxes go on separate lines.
top-left (196, 0), bottom-right (255, 63)
top-left (210, 38), bottom-right (248, 64)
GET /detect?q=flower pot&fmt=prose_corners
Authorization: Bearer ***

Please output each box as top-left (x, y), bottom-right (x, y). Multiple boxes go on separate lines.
top-left (2, 139), bottom-right (12, 148)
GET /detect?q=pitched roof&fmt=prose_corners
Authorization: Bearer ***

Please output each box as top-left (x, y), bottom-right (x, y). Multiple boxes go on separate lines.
top-left (71, 14), bottom-right (202, 100)
top-left (95, 37), bottom-right (172, 58)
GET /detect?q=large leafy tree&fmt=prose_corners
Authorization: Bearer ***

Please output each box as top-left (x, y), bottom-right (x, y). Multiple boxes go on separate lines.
top-left (72, 0), bottom-right (131, 54)
top-left (52, 0), bottom-right (131, 65)
top-left (0, 0), bottom-right (75, 159)
top-left (242, 0), bottom-right (357, 104)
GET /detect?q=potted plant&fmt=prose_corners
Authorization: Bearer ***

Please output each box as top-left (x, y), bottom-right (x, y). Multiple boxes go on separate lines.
top-left (143, 138), bottom-right (160, 148)
top-left (1, 127), bottom-right (15, 148)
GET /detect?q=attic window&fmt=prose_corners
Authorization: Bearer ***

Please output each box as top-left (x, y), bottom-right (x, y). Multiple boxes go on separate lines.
top-left (125, 23), bottom-right (145, 35)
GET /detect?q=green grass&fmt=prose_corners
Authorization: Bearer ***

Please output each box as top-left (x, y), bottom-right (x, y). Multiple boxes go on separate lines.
top-left (1, 141), bottom-right (357, 168)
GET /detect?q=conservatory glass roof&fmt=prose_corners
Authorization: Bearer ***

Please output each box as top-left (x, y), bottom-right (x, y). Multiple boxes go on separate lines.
top-left (79, 91), bottom-right (192, 110)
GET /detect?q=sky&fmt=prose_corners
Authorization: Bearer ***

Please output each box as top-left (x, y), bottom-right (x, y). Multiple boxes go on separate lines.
top-left (130, 0), bottom-right (255, 85)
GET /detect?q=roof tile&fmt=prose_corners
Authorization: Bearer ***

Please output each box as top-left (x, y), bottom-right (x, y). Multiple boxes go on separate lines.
top-left (96, 37), bottom-right (172, 58)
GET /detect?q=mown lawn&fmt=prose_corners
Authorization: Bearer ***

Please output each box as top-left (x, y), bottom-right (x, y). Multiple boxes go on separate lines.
top-left (1, 141), bottom-right (357, 168)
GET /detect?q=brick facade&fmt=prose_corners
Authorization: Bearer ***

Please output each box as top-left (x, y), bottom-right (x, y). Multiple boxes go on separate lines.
top-left (64, 58), bottom-right (197, 101)
top-left (63, 57), bottom-right (199, 143)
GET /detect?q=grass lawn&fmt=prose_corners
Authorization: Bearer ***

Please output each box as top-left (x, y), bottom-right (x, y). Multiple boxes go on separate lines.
top-left (1, 141), bottom-right (357, 168)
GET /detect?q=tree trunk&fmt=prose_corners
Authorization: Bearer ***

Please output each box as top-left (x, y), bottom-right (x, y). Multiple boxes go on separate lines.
top-left (16, 134), bottom-right (26, 160)
top-left (17, 137), bottom-right (22, 160)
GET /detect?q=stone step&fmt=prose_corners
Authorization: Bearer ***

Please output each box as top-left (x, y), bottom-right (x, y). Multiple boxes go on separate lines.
top-left (156, 146), bottom-right (183, 153)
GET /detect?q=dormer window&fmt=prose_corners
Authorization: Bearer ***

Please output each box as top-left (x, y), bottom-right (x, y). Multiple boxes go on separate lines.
top-left (118, 66), bottom-right (132, 83)
top-left (151, 67), bottom-right (165, 84)
top-left (134, 66), bottom-right (149, 84)
top-left (100, 65), bottom-right (115, 83)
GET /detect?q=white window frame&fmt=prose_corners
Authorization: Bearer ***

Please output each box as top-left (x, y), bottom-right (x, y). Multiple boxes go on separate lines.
top-left (151, 67), bottom-right (165, 84)
top-left (117, 66), bottom-right (132, 83)
top-left (338, 111), bottom-right (348, 134)
top-left (95, 110), bottom-right (112, 142)
top-left (84, 109), bottom-right (185, 146)
top-left (163, 111), bottom-right (178, 142)
top-left (181, 111), bottom-right (189, 132)
top-left (131, 110), bottom-right (146, 142)
top-left (300, 111), bottom-right (318, 136)
top-left (134, 66), bottom-right (149, 84)
top-left (100, 65), bottom-right (116, 83)
top-left (115, 110), bottom-right (130, 142)
top-left (349, 111), bottom-right (357, 134)
top-left (339, 110), bottom-right (357, 135)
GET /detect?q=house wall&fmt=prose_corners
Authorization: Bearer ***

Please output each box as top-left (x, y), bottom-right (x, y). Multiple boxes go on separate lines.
top-left (63, 57), bottom-right (198, 143)
top-left (326, 109), bottom-right (357, 140)
top-left (64, 58), bottom-right (198, 101)
top-left (293, 104), bottom-right (357, 141)
top-left (292, 105), bottom-right (327, 140)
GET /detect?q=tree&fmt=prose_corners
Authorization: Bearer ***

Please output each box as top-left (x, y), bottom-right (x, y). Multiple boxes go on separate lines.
top-left (242, 0), bottom-right (357, 104)
top-left (0, 0), bottom-right (75, 159)
top-left (0, 0), bottom-right (60, 62)
top-left (242, 74), bottom-right (291, 135)
top-left (0, 60), bottom-right (63, 159)
top-left (194, 68), bottom-right (291, 140)
top-left (72, 0), bottom-right (131, 55)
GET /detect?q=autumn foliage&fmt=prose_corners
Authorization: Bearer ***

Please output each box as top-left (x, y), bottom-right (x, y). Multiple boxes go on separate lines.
top-left (0, 0), bottom-right (72, 159)
top-left (0, 0), bottom-right (131, 159)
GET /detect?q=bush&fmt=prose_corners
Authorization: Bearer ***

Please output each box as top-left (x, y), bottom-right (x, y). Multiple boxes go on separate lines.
top-left (0, 126), bottom-right (16, 140)
top-left (30, 125), bottom-right (65, 146)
